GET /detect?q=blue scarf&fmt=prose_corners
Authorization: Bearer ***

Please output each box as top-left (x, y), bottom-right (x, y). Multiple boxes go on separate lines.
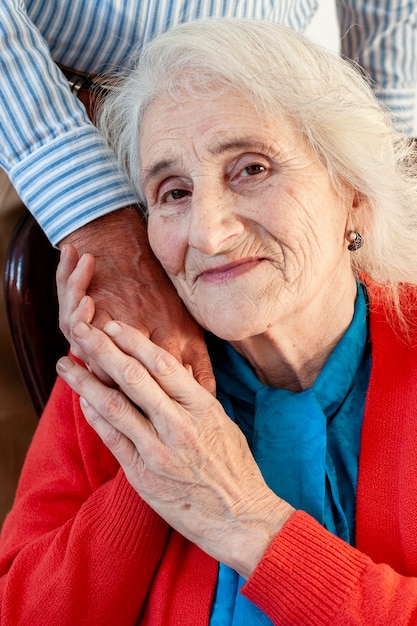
top-left (209, 283), bottom-right (371, 625)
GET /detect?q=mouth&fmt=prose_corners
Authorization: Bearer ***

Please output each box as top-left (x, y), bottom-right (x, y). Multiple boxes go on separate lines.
top-left (197, 258), bottom-right (265, 283)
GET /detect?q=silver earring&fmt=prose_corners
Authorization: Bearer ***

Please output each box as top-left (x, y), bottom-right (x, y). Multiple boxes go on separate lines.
top-left (346, 230), bottom-right (363, 251)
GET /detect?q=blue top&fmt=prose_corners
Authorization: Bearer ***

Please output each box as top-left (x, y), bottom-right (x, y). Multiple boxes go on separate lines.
top-left (209, 283), bottom-right (371, 625)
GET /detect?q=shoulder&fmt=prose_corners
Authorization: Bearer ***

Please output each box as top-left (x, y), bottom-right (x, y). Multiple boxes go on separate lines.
top-left (362, 276), bottom-right (417, 346)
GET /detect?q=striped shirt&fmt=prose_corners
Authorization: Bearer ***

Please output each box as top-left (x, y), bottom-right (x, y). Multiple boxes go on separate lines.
top-left (1, 0), bottom-right (416, 244)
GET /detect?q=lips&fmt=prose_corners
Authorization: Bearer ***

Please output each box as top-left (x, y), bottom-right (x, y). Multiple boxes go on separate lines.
top-left (197, 258), bottom-right (264, 283)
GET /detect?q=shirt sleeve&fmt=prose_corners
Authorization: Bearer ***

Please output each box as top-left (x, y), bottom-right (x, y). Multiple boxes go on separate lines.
top-left (336, 0), bottom-right (417, 136)
top-left (0, 0), bottom-right (138, 245)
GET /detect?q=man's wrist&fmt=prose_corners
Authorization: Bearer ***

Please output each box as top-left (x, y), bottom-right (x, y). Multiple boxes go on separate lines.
top-left (57, 206), bottom-right (146, 255)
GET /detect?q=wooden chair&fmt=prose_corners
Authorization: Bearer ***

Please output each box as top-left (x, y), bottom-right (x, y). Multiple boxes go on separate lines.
top-left (3, 211), bottom-right (68, 417)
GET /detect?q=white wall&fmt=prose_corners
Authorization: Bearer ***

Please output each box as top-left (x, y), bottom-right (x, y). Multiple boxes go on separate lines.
top-left (306, 0), bottom-right (417, 132)
top-left (305, 0), bottom-right (340, 52)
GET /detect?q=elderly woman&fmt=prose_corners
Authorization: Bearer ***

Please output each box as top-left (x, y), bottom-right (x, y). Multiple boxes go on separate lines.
top-left (1, 18), bottom-right (417, 625)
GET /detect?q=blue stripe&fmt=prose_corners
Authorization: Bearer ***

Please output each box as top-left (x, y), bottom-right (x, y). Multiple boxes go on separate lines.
top-left (339, 0), bottom-right (417, 88)
top-left (8, 127), bottom-right (137, 242)
top-left (2, 0), bottom-right (416, 246)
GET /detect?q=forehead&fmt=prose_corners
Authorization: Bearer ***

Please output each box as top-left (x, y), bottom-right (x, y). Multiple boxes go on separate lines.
top-left (140, 89), bottom-right (265, 139)
top-left (139, 89), bottom-right (298, 171)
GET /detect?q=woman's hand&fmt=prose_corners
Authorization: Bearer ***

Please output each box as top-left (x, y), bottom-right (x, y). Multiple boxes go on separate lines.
top-left (56, 319), bottom-right (294, 579)
top-left (56, 209), bottom-right (215, 393)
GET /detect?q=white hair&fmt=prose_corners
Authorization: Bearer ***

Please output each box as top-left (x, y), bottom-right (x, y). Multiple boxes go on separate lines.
top-left (98, 18), bottom-right (417, 325)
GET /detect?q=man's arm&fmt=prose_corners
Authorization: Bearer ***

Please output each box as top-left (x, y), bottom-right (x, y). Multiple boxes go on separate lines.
top-left (336, 0), bottom-right (417, 135)
top-left (0, 0), bottom-right (138, 243)
top-left (1, 0), bottom-right (214, 389)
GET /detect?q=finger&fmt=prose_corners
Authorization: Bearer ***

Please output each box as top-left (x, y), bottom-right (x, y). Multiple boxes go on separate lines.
top-left (68, 295), bottom-right (96, 361)
top-left (67, 297), bottom-right (94, 360)
top-left (57, 249), bottom-right (95, 340)
top-left (66, 254), bottom-right (96, 307)
top-left (79, 396), bottom-right (139, 466)
top-left (183, 349), bottom-right (216, 396)
top-left (67, 295), bottom-right (115, 386)
top-left (69, 294), bottom-right (96, 328)
top-left (56, 357), bottom-right (155, 465)
top-left (70, 321), bottom-right (197, 438)
top-left (56, 244), bottom-right (78, 285)
top-left (104, 321), bottom-right (214, 411)
top-left (83, 358), bottom-right (116, 387)
top-left (70, 321), bottom-right (167, 411)
top-left (150, 324), bottom-right (216, 395)
top-left (57, 245), bottom-right (79, 338)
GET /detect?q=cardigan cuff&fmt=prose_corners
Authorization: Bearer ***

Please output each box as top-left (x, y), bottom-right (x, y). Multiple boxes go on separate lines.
top-left (242, 510), bottom-right (370, 625)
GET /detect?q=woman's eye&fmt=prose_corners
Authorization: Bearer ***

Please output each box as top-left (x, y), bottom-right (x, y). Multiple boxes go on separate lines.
top-left (242, 163), bottom-right (266, 176)
top-left (164, 189), bottom-right (190, 202)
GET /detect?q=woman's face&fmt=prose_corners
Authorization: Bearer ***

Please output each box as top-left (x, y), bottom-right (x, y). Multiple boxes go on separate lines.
top-left (140, 90), bottom-right (355, 341)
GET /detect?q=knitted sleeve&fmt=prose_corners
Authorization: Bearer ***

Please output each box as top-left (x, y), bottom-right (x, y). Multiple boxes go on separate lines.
top-left (243, 511), bottom-right (417, 625)
top-left (0, 376), bottom-right (169, 624)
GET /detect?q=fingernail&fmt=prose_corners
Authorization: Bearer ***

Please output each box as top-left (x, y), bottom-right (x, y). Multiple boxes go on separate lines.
top-left (72, 321), bottom-right (90, 338)
top-left (104, 321), bottom-right (122, 337)
top-left (56, 357), bottom-right (74, 373)
top-left (80, 397), bottom-right (90, 408)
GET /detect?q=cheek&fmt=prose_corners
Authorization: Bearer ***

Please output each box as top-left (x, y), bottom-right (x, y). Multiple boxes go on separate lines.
top-left (147, 217), bottom-right (185, 276)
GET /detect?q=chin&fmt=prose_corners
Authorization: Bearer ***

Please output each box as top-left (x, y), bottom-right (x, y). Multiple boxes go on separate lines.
top-left (189, 303), bottom-right (265, 341)
top-left (202, 319), bottom-right (260, 343)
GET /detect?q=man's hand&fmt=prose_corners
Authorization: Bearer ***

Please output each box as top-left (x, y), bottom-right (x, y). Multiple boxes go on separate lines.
top-left (57, 207), bottom-right (215, 393)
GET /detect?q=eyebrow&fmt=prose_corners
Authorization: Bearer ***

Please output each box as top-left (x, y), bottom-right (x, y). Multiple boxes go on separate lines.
top-left (208, 137), bottom-right (267, 156)
top-left (141, 136), bottom-right (271, 187)
top-left (141, 159), bottom-right (178, 187)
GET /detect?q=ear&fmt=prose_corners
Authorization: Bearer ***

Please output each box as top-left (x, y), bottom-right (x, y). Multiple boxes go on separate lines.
top-left (352, 190), bottom-right (362, 209)
top-left (347, 190), bottom-right (373, 235)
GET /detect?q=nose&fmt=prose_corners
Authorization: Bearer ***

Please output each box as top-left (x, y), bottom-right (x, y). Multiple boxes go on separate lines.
top-left (187, 183), bottom-right (244, 255)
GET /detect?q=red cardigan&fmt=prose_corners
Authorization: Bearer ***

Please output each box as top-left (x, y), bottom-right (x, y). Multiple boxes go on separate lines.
top-left (1, 285), bottom-right (417, 625)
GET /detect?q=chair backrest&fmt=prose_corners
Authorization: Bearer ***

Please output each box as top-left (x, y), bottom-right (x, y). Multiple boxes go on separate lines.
top-left (3, 211), bottom-right (68, 417)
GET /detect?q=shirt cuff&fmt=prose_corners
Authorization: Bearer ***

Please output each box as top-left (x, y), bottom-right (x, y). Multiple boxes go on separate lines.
top-left (242, 510), bottom-right (370, 624)
top-left (9, 126), bottom-right (138, 245)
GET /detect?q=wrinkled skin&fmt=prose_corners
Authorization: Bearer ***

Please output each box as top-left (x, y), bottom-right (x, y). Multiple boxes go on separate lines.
top-left (57, 207), bottom-right (215, 393)
top-left (57, 290), bottom-right (294, 579)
